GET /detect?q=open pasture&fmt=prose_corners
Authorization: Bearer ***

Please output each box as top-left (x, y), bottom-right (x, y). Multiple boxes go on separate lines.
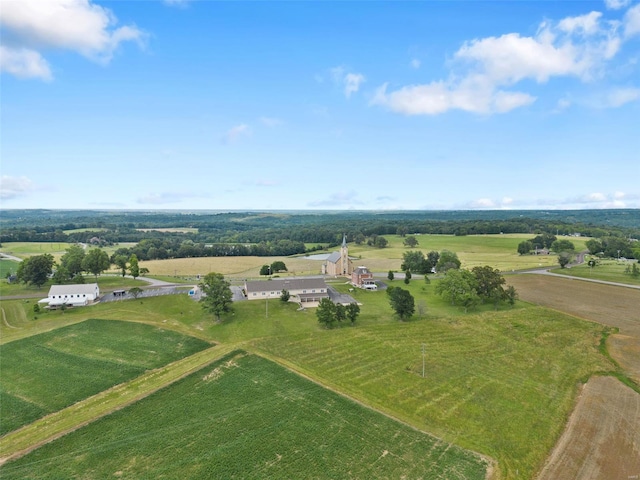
top-left (0, 259), bottom-right (19, 278)
top-left (552, 258), bottom-right (640, 286)
top-left (0, 352), bottom-right (488, 480)
top-left (0, 242), bottom-right (71, 261)
top-left (0, 319), bottom-right (210, 435)
top-left (252, 307), bottom-right (610, 480)
top-left (140, 255), bottom-right (325, 278)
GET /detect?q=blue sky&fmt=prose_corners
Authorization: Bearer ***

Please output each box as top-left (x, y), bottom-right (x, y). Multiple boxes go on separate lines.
top-left (1, 0), bottom-right (639, 210)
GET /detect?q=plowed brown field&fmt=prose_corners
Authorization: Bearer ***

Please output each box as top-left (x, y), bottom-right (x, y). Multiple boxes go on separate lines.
top-left (507, 274), bottom-right (640, 480)
top-left (537, 376), bottom-right (640, 480)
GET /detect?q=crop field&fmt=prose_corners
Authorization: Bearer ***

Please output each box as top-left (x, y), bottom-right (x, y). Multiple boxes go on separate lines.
top-left (0, 319), bottom-right (211, 434)
top-left (251, 307), bottom-right (610, 479)
top-left (551, 259), bottom-right (640, 286)
top-left (0, 352), bottom-right (488, 480)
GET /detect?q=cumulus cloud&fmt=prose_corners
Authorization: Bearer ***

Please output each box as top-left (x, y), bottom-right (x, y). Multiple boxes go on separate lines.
top-left (0, 175), bottom-right (35, 200)
top-left (624, 3), bottom-right (640, 37)
top-left (330, 66), bottom-right (365, 98)
top-left (308, 191), bottom-right (363, 207)
top-left (0, 0), bottom-right (145, 80)
top-left (222, 124), bottom-right (251, 144)
top-left (0, 46), bottom-right (52, 80)
top-left (373, 7), bottom-right (634, 115)
top-left (605, 0), bottom-right (631, 10)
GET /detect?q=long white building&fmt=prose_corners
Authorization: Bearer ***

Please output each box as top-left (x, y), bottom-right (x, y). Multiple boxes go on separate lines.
top-left (40, 283), bottom-right (100, 308)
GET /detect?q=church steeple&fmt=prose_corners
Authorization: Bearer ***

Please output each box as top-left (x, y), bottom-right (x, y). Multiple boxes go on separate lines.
top-left (341, 234), bottom-right (349, 275)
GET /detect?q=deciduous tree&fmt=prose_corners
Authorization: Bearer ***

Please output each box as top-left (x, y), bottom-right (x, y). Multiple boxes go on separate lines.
top-left (270, 261), bottom-right (287, 273)
top-left (82, 249), bottom-right (110, 279)
top-left (129, 254), bottom-right (140, 279)
top-left (114, 255), bottom-right (128, 277)
top-left (316, 298), bottom-right (336, 328)
top-left (517, 241), bottom-right (533, 255)
top-left (387, 286), bottom-right (415, 321)
top-left (403, 236), bottom-right (419, 248)
top-left (199, 272), bottom-right (233, 322)
top-left (346, 302), bottom-right (360, 324)
top-left (60, 245), bottom-right (85, 277)
top-left (471, 266), bottom-right (506, 309)
top-left (436, 250), bottom-right (461, 273)
top-left (16, 254), bottom-right (55, 288)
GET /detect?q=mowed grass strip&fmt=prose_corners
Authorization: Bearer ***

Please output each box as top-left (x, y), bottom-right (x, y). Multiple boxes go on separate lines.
top-left (0, 319), bottom-right (211, 434)
top-left (550, 259), bottom-right (640, 286)
top-left (0, 353), bottom-right (488, 480)
top-left (251, 308), bottom-right (611, 480)
top-left (0, 344), bottom-right (234, 465)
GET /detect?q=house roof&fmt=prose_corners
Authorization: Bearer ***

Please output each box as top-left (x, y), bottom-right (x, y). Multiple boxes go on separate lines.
top-left (353, 266), bottom-right (371, 275)
top-left (245, 277), bottom-right (327, 293)
top-left (325, 251), bottom-right (341, 263)
top-left (48, 283), bottom-right (99, 296)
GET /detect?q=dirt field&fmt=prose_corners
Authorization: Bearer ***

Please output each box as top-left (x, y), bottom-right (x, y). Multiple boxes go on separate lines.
top-left (506, 274), bottom-right (640, 337)
top-left (508, 274), bottom-right (640, 480)
top-left (537, 376), bottom-right (640, 480)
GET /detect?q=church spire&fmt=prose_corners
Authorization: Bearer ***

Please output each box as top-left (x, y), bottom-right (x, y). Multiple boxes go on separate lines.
top-left (342, 233), bottom-right (347, 247)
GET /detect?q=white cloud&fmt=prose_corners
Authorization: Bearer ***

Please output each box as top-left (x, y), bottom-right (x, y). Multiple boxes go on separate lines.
top-left (624, 3), bottom-right (640, 37)
top-left (373, 8), bottom-right (632, 116)
top-left (0, 46), bottom-right (52, 80)
top-left (330, 66), bottom-right (365, 98)
top-left (410, 58), bottom-right (421, 69)
top-left (222, 124), bottom-right (251, 144)
top-left (259, 117), bottom-right (282, 127)
top-left (0, 175), bottom-right (35, 200)
top-left (605, 86), bottom-right (640, 106)
top-left (0, 0), bottom-right (145, 80)
top-left (558, 11), bottom-right (603, 35)
top-left (605, 0), bottom-right (631, 10)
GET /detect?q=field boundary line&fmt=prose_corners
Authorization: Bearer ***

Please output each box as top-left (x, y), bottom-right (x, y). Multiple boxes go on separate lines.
top-left (245, 345), bottom-right (499, 480)
top-left (0, 343), bottom-right (237, 466)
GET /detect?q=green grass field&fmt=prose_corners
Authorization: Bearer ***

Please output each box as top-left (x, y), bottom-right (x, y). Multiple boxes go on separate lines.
top-left (0, 319), bottom-right (211, 435)
top-left (0, 352), bottom-right (488, 480)
top-left (0, 259), bottom-right (19, 279)
top-left (552, 258), bottom-right (640, 286)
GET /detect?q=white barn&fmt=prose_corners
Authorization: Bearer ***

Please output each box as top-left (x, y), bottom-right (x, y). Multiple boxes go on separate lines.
top-left (40, 283), bottom-right (100, 308)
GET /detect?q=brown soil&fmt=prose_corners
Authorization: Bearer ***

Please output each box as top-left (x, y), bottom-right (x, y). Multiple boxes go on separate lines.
top-left (507, 274), bottom-right (640, 480)
top-left (537, 376), bottom-right (640, 480)
top-left (608, 334), bottom-right (640, 384)
top-left (506, 274), bottom-right (640, 337)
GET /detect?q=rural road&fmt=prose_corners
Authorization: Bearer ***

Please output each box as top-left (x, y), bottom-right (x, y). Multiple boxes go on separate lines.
top-left (525, 268), bottom-right (640, 290)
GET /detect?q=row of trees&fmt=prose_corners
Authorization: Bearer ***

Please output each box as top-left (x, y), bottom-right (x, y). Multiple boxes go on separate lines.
top-left (15, 247), bottom-right (146, 288)
top-left (400, 250), bottom-right (461, 275)
top-left (435, 267), bottom-right (517, 312)
top-left (316, 298), bottom-right (361, 328)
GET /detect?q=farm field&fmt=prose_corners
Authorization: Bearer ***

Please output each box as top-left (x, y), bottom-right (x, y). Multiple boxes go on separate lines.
top-left (537, 376), bottom-right (640, 479)
top-left (0, 242), bottom-right (137, 262)
top-left (0, 352), bottom-right (488, 480)
top-left (251, 308), bottom-right (610, 480)
top-left (0, 259), bottom-right (19, 278)
top-left (0, 319), bottom-right (211, 434)
top-left (136, 234), bottom-right (587, 278)
top-left (552, 259), bottom-right (640, 286)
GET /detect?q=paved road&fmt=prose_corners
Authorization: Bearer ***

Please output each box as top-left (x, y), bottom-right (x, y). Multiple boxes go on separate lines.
top-left (525, 268), bottom-right (640, 290)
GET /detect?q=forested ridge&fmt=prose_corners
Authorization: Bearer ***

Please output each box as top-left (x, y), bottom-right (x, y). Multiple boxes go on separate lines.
top-left (1, 210), bottom-right (638, 260)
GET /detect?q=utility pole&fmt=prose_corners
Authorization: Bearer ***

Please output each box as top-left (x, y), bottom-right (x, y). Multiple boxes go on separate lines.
top-left (266, 265), bottom-right (271, 318)
top-left (422, 343), bottom-right (426, 378)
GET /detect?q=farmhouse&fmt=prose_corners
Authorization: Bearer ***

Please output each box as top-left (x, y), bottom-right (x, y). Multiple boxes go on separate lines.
top-left (352, 266), bottom-right (376, 290)
top-left (244, 277), bottom-right (329, 306)
top-left (39, 283), bottom-right (100, 308)
top-left (322, 234), bottom-right (353, 276)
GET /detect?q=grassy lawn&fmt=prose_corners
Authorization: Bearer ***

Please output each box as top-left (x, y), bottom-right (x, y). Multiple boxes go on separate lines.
top-left (0, 242), bottom-right (72, 261)
top-left (0, 352), bottom-right (488, 480)
top-left (552, 258), bottom-right (640, 286)
top-left (0, 259), bottom-right (19, 278)
top-left (0, 319), bottom-right (211, 435)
